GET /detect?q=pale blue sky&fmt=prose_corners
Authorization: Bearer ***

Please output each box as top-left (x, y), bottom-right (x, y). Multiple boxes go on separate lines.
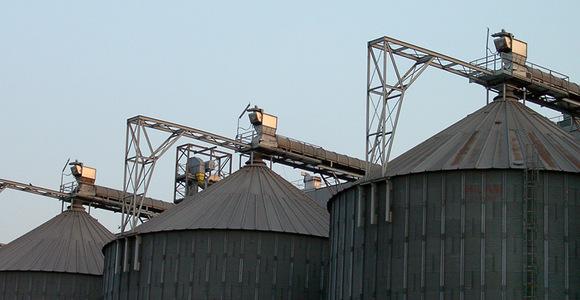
top-left (1, 0), bottom-right (578, 241)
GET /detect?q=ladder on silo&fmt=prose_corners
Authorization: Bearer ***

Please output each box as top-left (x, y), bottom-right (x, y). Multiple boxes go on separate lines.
top-left (524, 167), bottom-right (539, 300)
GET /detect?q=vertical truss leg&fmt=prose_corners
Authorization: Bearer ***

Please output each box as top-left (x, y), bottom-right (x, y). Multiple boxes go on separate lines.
top-left (121, 120), bottom-right (183, 232)
top-left (366, 38), bottom-right (434, 177)
top-left (173, 145), bottom-right (189, 204)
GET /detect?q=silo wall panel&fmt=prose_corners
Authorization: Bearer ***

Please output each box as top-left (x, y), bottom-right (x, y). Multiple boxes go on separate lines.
top-left (353, 187), bottom-right (365, 300)
top-left (103, 230), bottom-right (328, 300)
top-left (363, 186), bottom-right (378, 300)
top-left (407, 175), bottom-right (424, 299)
top-left (424, 173), bottom-right (442, 300)
top-left (390, 178), bottom-right (405, 298)
top-left (375, 179), bottom-right (393, 300)
top-left (327, 186), bottom-right (351, 299)
top-left (328, 170), bottom-right (579, 300)
top-left (0, 271), bottom-right (102, 300)
top-left (464, 171), bottom-right (483, 299)
top-left (343, 191), bottom-right (352, 299)
top-left (484, 171), bottom-right (502, 299)
top-left (545, 172), bottom-right (566, 299)
top-left (329, 200), bottom-right (337, 300)
top-left (506, 172), bottom-right (524, 300)
top-left (570, 174), bottom-right (580, 299)
top-left (444, 172), bottom-right (461, 299)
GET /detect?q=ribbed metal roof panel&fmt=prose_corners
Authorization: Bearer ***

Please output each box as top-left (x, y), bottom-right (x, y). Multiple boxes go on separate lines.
top-left (0, 207), bottom-right (115, 275)
top-left (134, 163), bottom-right (329, 237)
top-left (383, 99), bottom-right (579, 177)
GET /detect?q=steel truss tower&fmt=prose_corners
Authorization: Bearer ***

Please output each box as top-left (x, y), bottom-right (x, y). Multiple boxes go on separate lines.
top-left (366, 34), bottom-right (580, 177)
top-left (120, 116), bottom-right (243, 232)
top-left (366, 39), bottom-right (434, 176)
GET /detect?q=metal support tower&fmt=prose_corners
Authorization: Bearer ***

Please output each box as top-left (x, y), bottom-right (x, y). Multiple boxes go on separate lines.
top-left (366, 34), bottom-right (580, 177)
top-left (366, 38), bottom-right (435, 176)
top-left (123, 118), bottom-right (182, 231)
top-left (121, 115), bottom-right (248, 232)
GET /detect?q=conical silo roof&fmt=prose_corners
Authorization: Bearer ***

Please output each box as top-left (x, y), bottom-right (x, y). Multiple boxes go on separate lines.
top-left (383, 98), bottom-right (580, 177)
top-left (134, 162), bottom-right (329, 237)
top-left (0, 204), bottom-right (115, 275)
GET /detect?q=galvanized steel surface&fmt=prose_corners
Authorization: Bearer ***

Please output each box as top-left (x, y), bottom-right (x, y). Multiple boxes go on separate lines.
top-left (305, 182), bottom-right (355, 208)
top-left (276, 135), bottom-right (367, 177)
top-left (328, 170), bottom-right (580, 299)
top-left (92, 184), bottom-right (173, 212)
top-left (380, 99), bottom-right (580, 178)
top-left (103, 230), bottom-right (329, 300)
top-left (0, 271), bottom-right (103, 299)
top-left (134, 162), bottom-right (329, 238)
top-left (0, 206), bottom-right (115, 275)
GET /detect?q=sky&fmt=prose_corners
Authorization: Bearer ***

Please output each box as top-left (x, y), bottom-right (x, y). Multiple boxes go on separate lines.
top-left (0, 0), bottom-right (578, 242)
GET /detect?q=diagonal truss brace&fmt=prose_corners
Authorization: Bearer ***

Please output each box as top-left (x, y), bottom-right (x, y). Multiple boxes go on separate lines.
top-left (366, 39), bottom-right (434, 177)
top-left (121, 119), bottom-right (184, 232)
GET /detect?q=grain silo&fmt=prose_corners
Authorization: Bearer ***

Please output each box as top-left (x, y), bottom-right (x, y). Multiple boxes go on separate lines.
top-left (102, 160), bottom-right (330, 300)
top-left (328, 93), bottom-right (580, 299)
top-left (0, 202), bottom-right (115, 299)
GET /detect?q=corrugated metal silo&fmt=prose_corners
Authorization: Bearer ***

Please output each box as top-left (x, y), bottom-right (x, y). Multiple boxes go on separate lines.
top-left (328, 96), bottom-right (580, 299)
top-left (102, 161), bottom-right (330, 300)
top-left (0, 202), bottom-right (115, 299)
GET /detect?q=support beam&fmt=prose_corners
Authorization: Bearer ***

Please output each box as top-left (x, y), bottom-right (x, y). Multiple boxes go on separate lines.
top-left (121, 119), bottom-right (184, 232)
top-left (366, 38), bottom-right (435, 177)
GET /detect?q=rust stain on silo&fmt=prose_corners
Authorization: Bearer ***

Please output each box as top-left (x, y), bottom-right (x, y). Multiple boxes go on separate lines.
top-left (509, 130), bottom-right (524, 163)
top-left (451, 131), bottom-right (478, 166)
top-left (527, 132), bottom-right (557, 168)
